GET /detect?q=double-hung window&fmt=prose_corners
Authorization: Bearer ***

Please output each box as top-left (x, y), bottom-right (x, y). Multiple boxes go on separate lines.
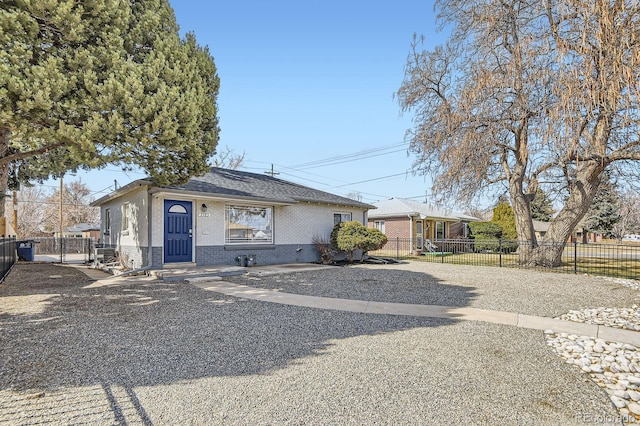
top-left (373, 220), bottom-right (385, 233)
top-left (104, 208), bottom-right (111, 235)
top-left (225, 205), bottom-right (273, 244)
top-left (121, 203), bottom-right (129, 233)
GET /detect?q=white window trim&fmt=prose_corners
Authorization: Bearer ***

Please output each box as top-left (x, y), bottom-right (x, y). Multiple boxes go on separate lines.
top-left (225, 204), bottom-right (273, 245)
top-left (104, 208), bottom-right (111, 235)
top-left (121, 203), bottom-right (130, 234)
top-left (334, 212), bottom-right (352, 225)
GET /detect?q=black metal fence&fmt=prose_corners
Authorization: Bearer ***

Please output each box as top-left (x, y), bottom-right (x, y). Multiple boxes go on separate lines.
top-left (30, 237), bottom-right (96, 264)
top-left (370, 238), bottom-right (640, 280)
top-left (0, 237), bottom-right (16, 281)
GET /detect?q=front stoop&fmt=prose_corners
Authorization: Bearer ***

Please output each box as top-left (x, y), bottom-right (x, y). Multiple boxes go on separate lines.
top-left (150, 263), bottom-right (246, 281)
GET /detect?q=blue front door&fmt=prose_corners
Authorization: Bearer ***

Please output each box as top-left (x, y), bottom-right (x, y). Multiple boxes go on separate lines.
top-left (164, 200), bottom-right (193, 263)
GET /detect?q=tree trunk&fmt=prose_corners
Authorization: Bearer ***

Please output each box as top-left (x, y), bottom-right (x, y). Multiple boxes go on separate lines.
top-left (529, 163), bottom-right (604, 267)
top-left (510, 183), bottom-right (537, 265)
top-left (508, 150), bottom-right (537, 265)
top-left (0, 128), bottom-right (10, 217)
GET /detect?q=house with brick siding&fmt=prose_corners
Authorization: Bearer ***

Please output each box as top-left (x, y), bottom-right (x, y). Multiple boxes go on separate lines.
top-left (91, 167), bottom-right (373, 269)
top-left (367, 198), bottom-right (478, 253)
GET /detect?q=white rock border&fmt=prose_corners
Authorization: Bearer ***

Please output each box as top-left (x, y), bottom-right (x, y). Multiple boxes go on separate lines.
top-left (545, 304), bottom-right (640, 423)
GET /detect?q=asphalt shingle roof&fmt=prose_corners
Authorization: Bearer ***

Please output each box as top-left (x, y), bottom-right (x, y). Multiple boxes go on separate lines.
top-left (369, 198), bottom-right (479, 221)
top-left (94, 168), bottom-right (374, 209)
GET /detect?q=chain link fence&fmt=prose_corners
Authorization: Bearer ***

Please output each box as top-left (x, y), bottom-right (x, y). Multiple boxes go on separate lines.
top-left (29, 237), bottom-right (96, 264)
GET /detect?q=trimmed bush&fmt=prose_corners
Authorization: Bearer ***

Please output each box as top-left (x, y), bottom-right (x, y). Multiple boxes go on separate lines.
top-left (469, 221), bottom-right (503, 238)
top-left (469, 221), bottom-right (502, 252)
top-left (330, 221), bottom-right (388, 262)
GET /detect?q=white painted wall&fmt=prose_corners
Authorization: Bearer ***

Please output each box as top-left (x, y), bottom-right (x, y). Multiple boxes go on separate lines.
top-left (153, 198), bottom-right (367, 247)
top-left (276, 202), bottom-right (367, 244)
top-left (99, 185), bottom-right (149, 266)
top-left (105, 188), bottom-right (369, 265)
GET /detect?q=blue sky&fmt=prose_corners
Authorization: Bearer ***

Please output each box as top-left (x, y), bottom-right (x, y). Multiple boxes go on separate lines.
top-left (50, 1), bottom-right (459, 206)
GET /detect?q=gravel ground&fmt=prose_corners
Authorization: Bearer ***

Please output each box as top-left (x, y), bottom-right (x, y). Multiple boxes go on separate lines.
top-left (229, 261), bottom-right (640, 318)
top-left (0, 262), bottom-right (632, 425)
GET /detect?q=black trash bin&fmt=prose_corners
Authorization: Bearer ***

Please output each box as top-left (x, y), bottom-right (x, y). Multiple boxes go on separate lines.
top-left (17, 241), bottom-right (35, 261)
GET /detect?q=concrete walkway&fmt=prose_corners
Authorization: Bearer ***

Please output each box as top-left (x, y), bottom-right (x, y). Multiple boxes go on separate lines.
top-left (190, 278), bottom-right (640, 346)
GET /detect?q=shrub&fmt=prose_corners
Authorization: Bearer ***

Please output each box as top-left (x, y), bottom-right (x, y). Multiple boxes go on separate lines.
top-left (469, 221), bottom-right (503, 238)
top-left (469, 221), bottom-right (502, 252)
top-left (491, 202), bottom-right (518, 240)
top-left (469, 221), bottom-right (519, 253)
top-left (312, 234), bottom-right (333, 264)
top-left (330, 221), bottom-right (388, 262)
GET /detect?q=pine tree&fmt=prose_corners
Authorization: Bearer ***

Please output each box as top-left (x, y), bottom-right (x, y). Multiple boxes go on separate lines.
top-left (0, 0), bottom-right (220, 215)
top-left (530, 189), bottom-right (555, 222)
top-left (583, 180), bottom-right (621, 237)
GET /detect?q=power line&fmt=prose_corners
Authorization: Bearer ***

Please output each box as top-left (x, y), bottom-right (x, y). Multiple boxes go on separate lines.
top-left (288, 142), bottom-right (408, 170)
top-left (242, 157), bottom-right (421, 202)
top-left (328, 172), bottom-right (410, 189)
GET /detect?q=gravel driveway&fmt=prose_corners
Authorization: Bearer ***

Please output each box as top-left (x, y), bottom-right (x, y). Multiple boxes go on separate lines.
top-left (231, 262), bottom-right (640, 318)
top-left (0, 262), bottom-right (634, 425)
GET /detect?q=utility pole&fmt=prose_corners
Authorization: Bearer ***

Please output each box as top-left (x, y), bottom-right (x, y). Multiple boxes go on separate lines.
top-left (60, 177), bottom-right (63, 263)
top-left (264, 164), bottom-right (279, 177)
top-left (12, 190), bottom-right (17, 237)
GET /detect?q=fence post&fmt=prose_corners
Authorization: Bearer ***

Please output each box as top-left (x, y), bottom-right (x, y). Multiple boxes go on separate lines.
top-left (499, 239), bottom-right (503, 267)
top-left (574, 240), bottom-right (578, 274)
top-left (396, 237), bottom-right (399, 260)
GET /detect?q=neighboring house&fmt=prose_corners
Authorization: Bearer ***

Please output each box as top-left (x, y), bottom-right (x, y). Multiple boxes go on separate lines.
top-left (571, 226), bottom-right (604, 244)
top-left (534, 220), bottom-right (605, 243)
top-left (533, 220), bottom-right (550, 241)
top-left (91, 167), bottom-right (373, 268)
top-left (367, 198), bottom-right (479, 252)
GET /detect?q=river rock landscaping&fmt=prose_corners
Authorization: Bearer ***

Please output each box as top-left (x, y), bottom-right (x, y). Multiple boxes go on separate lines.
top-left (546, 302), bottom-right (640, 424)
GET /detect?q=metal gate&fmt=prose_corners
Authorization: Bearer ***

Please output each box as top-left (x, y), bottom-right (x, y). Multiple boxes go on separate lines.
top-left (30, 237), bottom-right (96, 264)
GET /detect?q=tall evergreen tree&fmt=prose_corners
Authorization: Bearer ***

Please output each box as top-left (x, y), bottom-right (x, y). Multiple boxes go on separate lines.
top-left (583, 180), bottom-right (621, 237)
top-left (0, 0), bottom-right (220, 215)
top-left (530, 189), bottom-right (555, 222)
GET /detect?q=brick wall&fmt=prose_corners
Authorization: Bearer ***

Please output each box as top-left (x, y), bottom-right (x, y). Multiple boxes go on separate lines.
top-left (195, 244), bottom-right (318, 266)
top-left (369, 217), bottom-right (412, 252)
top-left (116, 244), bottom-right (145, 269)
top-left (368, 217), bottom-right (411, 238)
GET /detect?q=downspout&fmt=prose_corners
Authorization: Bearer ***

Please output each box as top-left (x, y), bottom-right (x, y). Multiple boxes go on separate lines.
top-left (147, 190), bottom-right (153, 268)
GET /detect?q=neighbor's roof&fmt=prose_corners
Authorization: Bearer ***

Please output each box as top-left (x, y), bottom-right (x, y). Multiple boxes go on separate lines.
top-left (92, 167), bottom-right (374, 209)
top-left (64, 223), bottom-right (100, 232)
top-left (533, 220), bottom-right (551, 232)
top-left (368, 198), bottom-right (479, 221)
